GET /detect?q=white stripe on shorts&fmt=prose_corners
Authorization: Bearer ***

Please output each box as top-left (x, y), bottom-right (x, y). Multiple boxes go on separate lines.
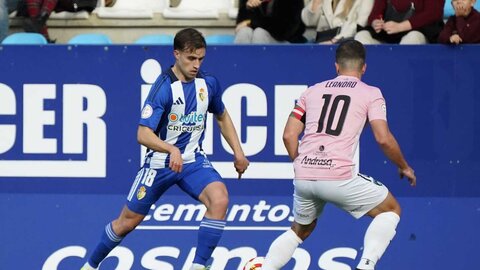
top-left (127, 168), bottom-right (144, 201)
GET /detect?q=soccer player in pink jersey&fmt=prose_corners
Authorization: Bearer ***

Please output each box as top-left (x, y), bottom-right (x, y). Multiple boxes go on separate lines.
top-left (262, 40), bottom-right (416, 270)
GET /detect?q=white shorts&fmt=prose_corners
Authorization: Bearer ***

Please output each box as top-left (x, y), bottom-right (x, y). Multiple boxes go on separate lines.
top-left (293, 173), bottom-right (389, 224)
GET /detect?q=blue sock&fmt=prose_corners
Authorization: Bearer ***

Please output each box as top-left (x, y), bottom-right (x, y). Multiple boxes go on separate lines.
top-left (87, 223), bottom-right (124, 268)
top-left (193, 218), bottom-right (226, 265)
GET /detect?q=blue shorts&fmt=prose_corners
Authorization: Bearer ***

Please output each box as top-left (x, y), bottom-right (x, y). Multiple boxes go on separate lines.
top-left (126, 155), bottom-right (223, 215)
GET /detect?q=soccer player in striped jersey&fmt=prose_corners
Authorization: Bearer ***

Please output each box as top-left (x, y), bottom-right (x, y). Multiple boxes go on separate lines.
top-left (81, 28), bottom-right (249, 270)
top-left (262, 40), bottom-right (416, 270)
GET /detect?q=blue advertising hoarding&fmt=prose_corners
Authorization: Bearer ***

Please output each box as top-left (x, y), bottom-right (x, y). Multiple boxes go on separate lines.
top-left (0, 45), bottom-right (479, 269)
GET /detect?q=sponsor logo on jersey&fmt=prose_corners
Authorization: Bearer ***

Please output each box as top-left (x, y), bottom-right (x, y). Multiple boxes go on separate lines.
top-left (168, 112), bottom-right (205, 124)
top-left (167, 111), bottom-right (205, 133)
top-left (313, 145), bottom-right (329, 157)
top-left (167, 125), bottom-right (204, 132)
top-left (300, 156), bottom-right (335, 168)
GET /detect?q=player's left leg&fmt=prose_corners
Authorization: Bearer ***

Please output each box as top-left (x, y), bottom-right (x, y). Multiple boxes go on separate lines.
top-left (189, 181), bottom-right (229, 269)
top-left (177, 156), bottom-right (227, 270)
top-left (263, 179), bottom-right (325, 270)
top-left (341, 173), bottom-right (400, 270)
top-left (356, 192), bottom-right (401, 270)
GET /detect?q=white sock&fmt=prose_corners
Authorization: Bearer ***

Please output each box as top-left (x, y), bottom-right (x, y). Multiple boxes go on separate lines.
top-left (190, 263), bottom-right (205, 270)
top-left (81, 262), bottom-right (96, 270)
top-left (357, 212), bottom-right (400, 270)
top-left (262, 229), bottom-right (303, 270)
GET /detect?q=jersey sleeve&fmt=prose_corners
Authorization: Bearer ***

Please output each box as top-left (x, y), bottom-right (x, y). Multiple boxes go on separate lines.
top-left (139, 82), bottom-right (170, 130)
top-left (367, 87), bottom-right (387, 122)
top-left (207, 75), bottom-right (225, 115)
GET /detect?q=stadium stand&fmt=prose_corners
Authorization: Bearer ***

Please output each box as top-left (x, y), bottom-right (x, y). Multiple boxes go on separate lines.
top-left (4, 0), bottom-right (318, 44)
top-left (9, 1), bottom-right (474, 45)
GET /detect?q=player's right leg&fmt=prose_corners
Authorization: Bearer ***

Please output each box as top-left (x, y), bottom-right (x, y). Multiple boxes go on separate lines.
top-left (262, 179), bottom-right (325, 270)
top-left (82, 167), bottom-right (176, 269)
top-left (262, 221), bottom-right (314, 270)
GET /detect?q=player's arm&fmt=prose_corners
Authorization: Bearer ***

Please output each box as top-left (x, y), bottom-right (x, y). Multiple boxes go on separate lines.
top-left (137, 125), bottom-right (183, 173)
top-left (283, 115), bottom-right (305, 161)
top-left (370, 119), bottom-right (416, 186)
top-left (215, 109), bottom-right (250, 178)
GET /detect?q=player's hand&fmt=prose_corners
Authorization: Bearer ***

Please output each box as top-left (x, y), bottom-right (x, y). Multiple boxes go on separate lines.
top-left (234, 155), bottom-right (250, 179)
top-left (399, 167), bottom-right (416, 187)
top-left (168, 146), bottom-right (183, 173)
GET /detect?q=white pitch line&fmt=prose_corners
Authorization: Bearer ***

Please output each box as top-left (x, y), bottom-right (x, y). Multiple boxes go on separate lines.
top-left (137, 226), bottom-right (290, 231)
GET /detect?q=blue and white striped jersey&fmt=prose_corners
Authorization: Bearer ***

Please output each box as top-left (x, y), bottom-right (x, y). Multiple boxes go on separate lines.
top-left (139, 69), bottom-right (225, 169)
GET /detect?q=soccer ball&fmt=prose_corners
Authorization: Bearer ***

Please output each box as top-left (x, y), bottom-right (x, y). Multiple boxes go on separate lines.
top-left (243, 256), bottom-right (264, 270)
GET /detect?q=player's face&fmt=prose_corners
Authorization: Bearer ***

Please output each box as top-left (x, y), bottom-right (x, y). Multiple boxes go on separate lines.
top-left (174, 47), bottom-right (206, 81)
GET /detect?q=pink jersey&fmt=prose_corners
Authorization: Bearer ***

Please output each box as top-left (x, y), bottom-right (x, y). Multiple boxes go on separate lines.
top-left (291, 75), bottom-right (387, 180)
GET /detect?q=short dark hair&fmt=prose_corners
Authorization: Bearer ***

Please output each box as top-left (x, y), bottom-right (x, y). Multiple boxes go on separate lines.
top-left (335, 40), bottom-right (366, 71)
top-left (174, 28), bottom-right (206, 52)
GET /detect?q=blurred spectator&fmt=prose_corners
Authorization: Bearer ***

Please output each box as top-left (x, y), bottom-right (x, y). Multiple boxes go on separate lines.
top-left (234, 0), bottom-right (307, 44)
top-left (302, 0), bottom-right (374, 44)
top-left (0, 0), bottom-right (7, 41)
top-left (0, 0), bottom-right (19, 42)
top-left (17, 0), bottom-right (59, 42)
top-left (355, 0), bottom-right (445, 44)
top-left (17, 0), bottom-right (101, 42)
top-left (438, 0), bottom-right (480, 44)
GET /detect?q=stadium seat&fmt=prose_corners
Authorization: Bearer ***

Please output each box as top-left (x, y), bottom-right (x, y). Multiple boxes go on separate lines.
top-left (134, 34), bottom-right (174, 45)
top-left (68, 33), bottom-right (113, 44)
top-left (205, 34), bottom-right (235, 44)
top-left (1, 32), bottom-right (48, 44)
